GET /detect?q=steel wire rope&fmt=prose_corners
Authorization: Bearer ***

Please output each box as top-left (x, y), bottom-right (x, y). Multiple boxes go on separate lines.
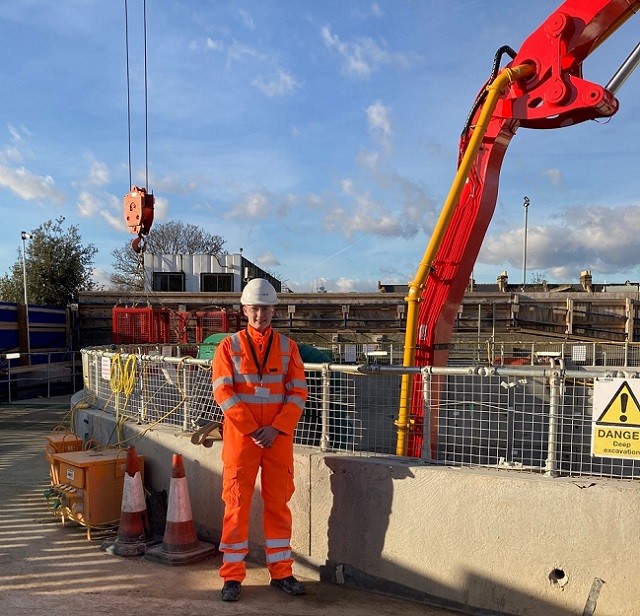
top-left (118, 0), bottom-right (155, 309)
top-left (124, 0), bottom-right (132, 189)
top-left (118, 2), bottom-right (240, 338)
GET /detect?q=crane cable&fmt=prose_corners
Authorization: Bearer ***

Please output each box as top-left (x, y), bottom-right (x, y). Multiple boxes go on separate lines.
top-left (123, 0), bottom-right (150, 192)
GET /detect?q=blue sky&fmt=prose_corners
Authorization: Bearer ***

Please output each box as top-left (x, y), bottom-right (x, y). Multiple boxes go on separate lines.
top-left (1, 1), bottom-right (640, 292)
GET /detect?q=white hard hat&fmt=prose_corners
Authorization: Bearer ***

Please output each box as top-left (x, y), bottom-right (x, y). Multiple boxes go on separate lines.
top-left (240, 278), bottom-right (278, 305)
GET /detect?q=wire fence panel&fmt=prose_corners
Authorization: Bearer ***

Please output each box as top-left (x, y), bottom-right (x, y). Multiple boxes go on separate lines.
top-left (80, 346), bottom-right (640, 481)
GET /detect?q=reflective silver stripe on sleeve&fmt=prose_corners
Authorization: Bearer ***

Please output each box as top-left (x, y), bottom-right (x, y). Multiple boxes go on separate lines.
top-left (219, 540), bottom-right (249, 550)
top-left (278, 334), bottom-right (290, 353)
top-left (286, 379), bottom-right (307, 390)
top-left (213, 376), bottom-right (233, 389)
top-left (220, 395), bottom-right (242, 412)
top-left (266, 549), bottom-right (292, 563)
top-left (265, 538), bottom-right (291, 549)
top-left (285, 395), bottom-right (306, 410)
top-left (223, 552), bottom-right (247, 562)
top-left (230, 333), bottom-right (242, 352)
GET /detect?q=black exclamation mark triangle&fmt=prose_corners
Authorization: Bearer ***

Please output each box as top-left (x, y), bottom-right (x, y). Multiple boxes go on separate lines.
top-left (620, 393), bottom-right (628, 423)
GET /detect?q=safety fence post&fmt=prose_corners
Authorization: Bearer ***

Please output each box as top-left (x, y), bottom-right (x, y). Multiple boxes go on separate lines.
top-left (421, 366), bottom-right (432, 462)
top-left (181, 362), bottom-right (189, 432)
top-left (320, 364), bottom-right (330, 452)
top-left (545, 359), bottom-right (564, 477)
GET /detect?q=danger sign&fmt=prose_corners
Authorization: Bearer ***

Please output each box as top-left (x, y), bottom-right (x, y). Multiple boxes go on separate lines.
top-left (592, 379), bottom-right (640, 459)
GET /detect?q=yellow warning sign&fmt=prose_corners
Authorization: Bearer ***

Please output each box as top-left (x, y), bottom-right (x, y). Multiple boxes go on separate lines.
top-left (592, 379), bottom-right (640, 459)
top-left (595, 381), bottom-right (640, 426)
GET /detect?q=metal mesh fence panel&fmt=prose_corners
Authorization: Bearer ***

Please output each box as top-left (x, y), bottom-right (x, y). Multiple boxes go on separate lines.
top-left (81, 346), bottom-right (640, 480)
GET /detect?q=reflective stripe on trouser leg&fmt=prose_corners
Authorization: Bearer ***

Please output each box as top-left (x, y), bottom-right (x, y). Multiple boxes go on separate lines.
top-left (220, 539), bottom-right (249, 571)
top-left (219, 464), bottom-right (259, 583)
top-left (261, 451), bottom-right (295, 580)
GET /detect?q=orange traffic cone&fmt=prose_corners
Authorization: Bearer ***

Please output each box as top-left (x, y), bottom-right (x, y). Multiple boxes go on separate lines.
top-left (144, 453), bottom-right (217, 566)
top-left (101, 446), bottom-right (158, 557)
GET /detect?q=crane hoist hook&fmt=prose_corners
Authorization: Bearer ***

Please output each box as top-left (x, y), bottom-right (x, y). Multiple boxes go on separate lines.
top-left (123, 185), bottom-right (154, 253)
top-left (131, 233), bottom-right (146, 254)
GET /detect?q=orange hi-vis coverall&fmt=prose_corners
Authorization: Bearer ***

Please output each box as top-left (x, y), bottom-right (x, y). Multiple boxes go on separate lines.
top-left (212, 326), bottom-right (307, 582)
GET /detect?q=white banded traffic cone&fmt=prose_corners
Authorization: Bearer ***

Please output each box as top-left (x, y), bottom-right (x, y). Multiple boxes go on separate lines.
top-left (144, 453), bottom-right (217, 565)
top-left (100, 446), bottom-right (158, 556)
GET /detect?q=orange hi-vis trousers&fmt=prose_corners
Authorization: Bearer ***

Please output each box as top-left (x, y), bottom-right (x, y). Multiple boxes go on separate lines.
top-left (218, 435), bottom-right (295, 581)
top-left (212, 327), bottom-right (307, 582)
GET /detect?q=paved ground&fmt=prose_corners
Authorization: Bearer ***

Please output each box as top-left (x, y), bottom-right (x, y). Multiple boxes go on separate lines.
top-left (0, 395), bottom-right (463, 616)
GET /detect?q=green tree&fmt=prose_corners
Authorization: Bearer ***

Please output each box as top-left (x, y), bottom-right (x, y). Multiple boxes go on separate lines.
top-left (0, 217), bottom-right (97, 306)
top-left (109, 221), bottom-right (226, 291)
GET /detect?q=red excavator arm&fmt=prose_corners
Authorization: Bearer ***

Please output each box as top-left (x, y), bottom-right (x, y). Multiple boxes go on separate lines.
top-left (401, 0), bottom-right (640, 457)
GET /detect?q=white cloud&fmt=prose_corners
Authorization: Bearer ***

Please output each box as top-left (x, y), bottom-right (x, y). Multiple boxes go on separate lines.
top-left (77, 190), bottom-right (100, 217)
top-left (237, 8), bottom-right (255, 30)
top-left (1, 125), bottom-right (31, 165)
top-left (8, 125), bottom-right (22, 143)
top-left (371, 3), bottom-right (383, 18)
top-left (256, 251), bottom-right (281, 267)
top-left (100, 209), bottom-right (125, 231)
top-left (544, 168), bottom-right (562, 185)
top-left (91, 266), bottom-right (111, 289)
top-left (205, 37), bottom-right (224, 51)
top-left (366, 100), bottom-right (392, 148)
top-left (253, 68), bottom-right (298, 98)
top-left (287, 276), bottom-right (377, 293)
top-left (1, 145), bottom-right (22, 165)
top-left (89, 161), bottom-right (109, 186)
top-left (146, 173), bottom-right (198, 195)
top-left (153, 195), bottom-right (169, 221)
top-left (352, 2), bottom-right (384, 20)
top-left (357, 149), bottom-right (379, 171)
top-left (334, 277), bottom-right (367, 292)
top-left (227, 40), bottom-right (264, 63)
top-left (204, 37), bottom-right (264, 63)
top-left (0, 165), bottom-right (64, 203)
top-left (479, 204), bottom-right (640, 279)
top-left (320, 25), bottom-right (418, 78)
top-left (325, 178), bottom-right (421, 238)
top-left (226, 191), bottom-right (270, 219)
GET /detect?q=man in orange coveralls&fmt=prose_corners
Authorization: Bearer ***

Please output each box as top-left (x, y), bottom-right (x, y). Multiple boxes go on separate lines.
top-left (212, 278), bottom-right (308, 602)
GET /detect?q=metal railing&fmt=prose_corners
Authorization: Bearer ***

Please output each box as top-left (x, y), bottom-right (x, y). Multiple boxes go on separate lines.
top-left (79, 345), bottom-right (640, 480)
top-left (0, 351), bottom-right (80, 402)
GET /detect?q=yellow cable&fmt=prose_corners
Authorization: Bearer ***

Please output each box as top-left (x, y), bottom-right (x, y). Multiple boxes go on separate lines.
top-left (123, 354), bottom-right (137, 396)
top-left (109, 354), bottom-right (123, 393)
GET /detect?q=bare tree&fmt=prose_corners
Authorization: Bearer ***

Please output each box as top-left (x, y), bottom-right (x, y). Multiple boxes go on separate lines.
top-left (146, 221), bottom-right (226, 255)
top-left (109, 242), bottom-right (145, 291)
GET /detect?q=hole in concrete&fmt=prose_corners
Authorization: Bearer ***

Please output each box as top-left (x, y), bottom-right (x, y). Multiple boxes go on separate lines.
top-left (549, 568), bottom-right (568, 587)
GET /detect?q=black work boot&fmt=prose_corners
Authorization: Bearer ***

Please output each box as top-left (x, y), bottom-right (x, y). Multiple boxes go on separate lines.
top-left (221, 580), bottom-right (241, 601)
top-left (270, 575), bottom-right (306, 595)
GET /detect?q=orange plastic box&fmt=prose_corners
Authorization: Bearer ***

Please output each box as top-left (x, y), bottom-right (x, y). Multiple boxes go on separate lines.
top-left (45, 432), bottom-right (84, 483)
top-left (50, 449), bottom-right (144, 539)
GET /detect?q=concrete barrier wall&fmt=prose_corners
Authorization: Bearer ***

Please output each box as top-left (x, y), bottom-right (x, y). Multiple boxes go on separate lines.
top-left (71, 392), bottom-right (640, 616)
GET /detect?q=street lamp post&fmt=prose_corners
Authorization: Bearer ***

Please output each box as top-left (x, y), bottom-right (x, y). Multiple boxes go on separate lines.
top-left (522, 196), bottom-right (530, 291)
top-left (21, 231), bottom-right (31, 358)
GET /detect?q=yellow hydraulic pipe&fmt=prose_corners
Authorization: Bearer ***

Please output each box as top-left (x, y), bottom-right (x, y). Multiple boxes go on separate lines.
top-left (395, 63), bottom-right (535, 456)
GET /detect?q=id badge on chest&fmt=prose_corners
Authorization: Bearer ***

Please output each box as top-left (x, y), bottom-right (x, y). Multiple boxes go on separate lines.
top-left (254, 385), bottom-right (270, 399)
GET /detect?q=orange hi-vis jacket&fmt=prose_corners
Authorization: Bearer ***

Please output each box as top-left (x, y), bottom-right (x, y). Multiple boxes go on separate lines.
top-left (212, 326), bottom-right (307, 582)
